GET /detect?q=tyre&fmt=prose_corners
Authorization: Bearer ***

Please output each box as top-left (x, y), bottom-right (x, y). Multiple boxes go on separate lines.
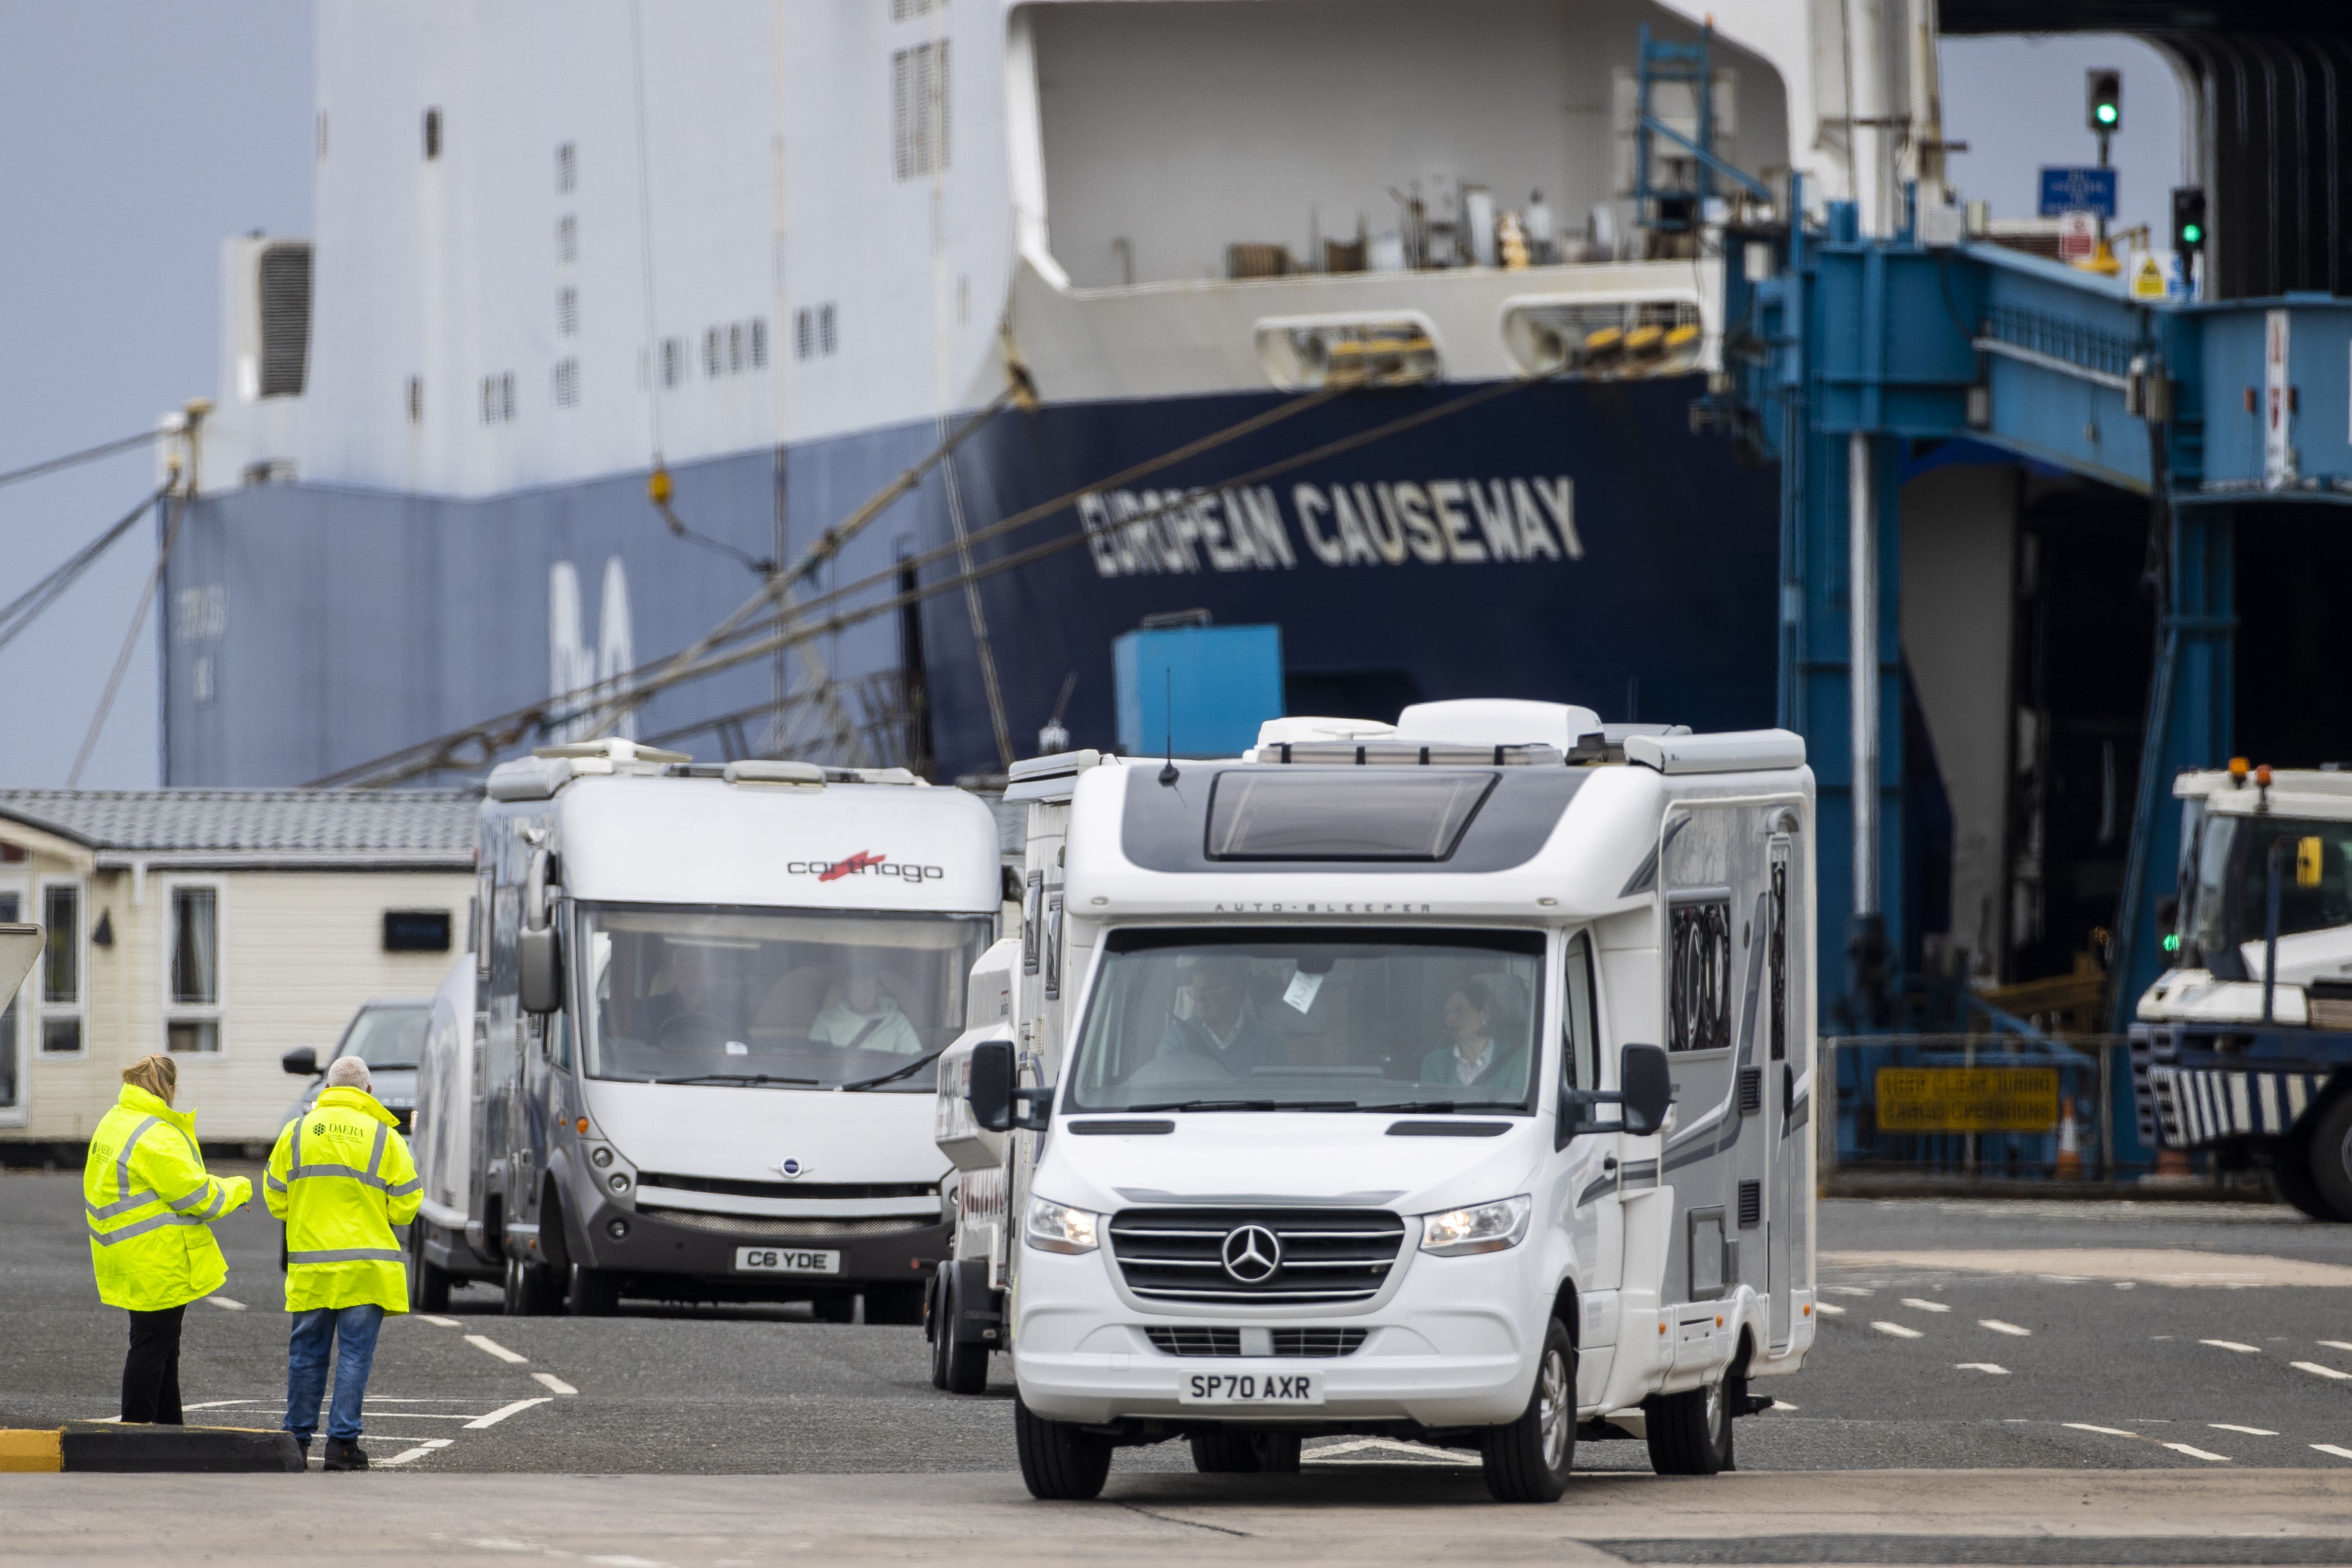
top-left (927, 1272), bottom-right (951, 1390)
top-left (1014, 1393), bottom-right (1113, 1501)
top-left (2271, 1144), bottom-right (2335, 1220)
top-left (1480, 1316), bottom-right (1576, 1502)
top-left (937, 1267), bottom-right (990, 1395)
top-left (1189, 1431), bottom-right (1301, 1474)
top-left (1645, 1368), bottom-right (1734, 1476)
top-left (864, 1281), bottom-right (927, 1326)
top-left (409, 1225), bottom-right (452, 1313)
top-left (2303, 1094), bottom-right (2352, 1223)
top-left (503, 1255), bottom-right (562, 1315)
top-left (566, 1263), bottom-right (621, 1316)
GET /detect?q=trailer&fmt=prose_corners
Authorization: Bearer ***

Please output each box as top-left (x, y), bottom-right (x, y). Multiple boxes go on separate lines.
top-left (2131, 763), bottom-right (2352, 1221)
top-left (933, 700), bottom-right (1818, 1500)
top-left (408, 737), bottom-right (1002, 1317)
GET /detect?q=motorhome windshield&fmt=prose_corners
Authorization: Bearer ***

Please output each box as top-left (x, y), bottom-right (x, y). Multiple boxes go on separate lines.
top-left (1067, 928), bottom-right (1546, 1113)
top-left (2188, 814), bottom-right (2352, 975)
top-left (577, 905), bottom-right (991, 1090)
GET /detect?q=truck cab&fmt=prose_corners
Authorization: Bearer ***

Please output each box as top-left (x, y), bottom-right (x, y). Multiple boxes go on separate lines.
top-left (936, 701), bottom-right (1817, 1500)
top-left (2133, 763), bottom-right (2352, 1220)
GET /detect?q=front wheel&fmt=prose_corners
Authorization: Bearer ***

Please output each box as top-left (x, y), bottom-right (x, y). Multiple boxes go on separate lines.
top-left (937, 1267), bottom-right (990, 1395)
top-left (566, 1263), bottom-right (621, 1315)
top-left (1645, 1369), bottom-right (1734, 1475)
top-left (1015, 1393), bottom-right (1113, 1501)
top-left (2301, 1094), bottom-right (2352, 1222)
top-left (1481, 1317), bottom-right (1576, 1502)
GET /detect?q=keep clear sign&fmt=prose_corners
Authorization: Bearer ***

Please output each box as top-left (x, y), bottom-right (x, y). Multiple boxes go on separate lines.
top-left (1874, 1066), bottom-right (2060, 1133)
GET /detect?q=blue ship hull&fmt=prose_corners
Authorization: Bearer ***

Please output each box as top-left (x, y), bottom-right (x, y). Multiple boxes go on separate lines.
top-left (164, 375), bottom-right (1778, 786)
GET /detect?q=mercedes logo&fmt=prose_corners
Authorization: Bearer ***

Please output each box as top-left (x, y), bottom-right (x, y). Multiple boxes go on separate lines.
top-left (1220, 1223), bottom-right (1282, 1284)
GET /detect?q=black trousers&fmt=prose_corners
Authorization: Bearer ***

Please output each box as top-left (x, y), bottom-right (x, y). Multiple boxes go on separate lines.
top-left (121, 1305), bottom-right (185, 1425)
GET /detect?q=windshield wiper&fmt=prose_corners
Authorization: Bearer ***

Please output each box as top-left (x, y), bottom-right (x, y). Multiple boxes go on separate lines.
top-left (1119, 1098), bottom-right (1351, 1113)
top-left (839, 1048), bottom-right (946, 1093)
top-left (1365, 1101), bottom-right (1525, 1113)
top-left (645, 1072), bottom-right (821, 1088)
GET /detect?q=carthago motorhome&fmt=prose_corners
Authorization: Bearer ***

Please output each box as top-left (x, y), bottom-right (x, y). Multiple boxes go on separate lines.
top-left (933, 701), bottom-right (1818, 1501)
top-left (409, 737), bottom-right (1000, 1319)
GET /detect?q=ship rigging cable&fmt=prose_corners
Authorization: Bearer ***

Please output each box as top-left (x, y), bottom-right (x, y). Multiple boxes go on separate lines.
top-left (69, 486), bottom-right (187, 787)
top-left (0, 481), bottom-right (172, 658)
top-left (0, 429), bottom-right (159, 492)
top-left (311, 371), bottom-right (1531, 789)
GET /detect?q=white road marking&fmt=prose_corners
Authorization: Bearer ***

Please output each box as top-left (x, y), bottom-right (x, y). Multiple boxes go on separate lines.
top-left (2314, 1445), bottom-right (2352, 1462)
top-left (1772, 1400), bottom-right (1799, 1411)
top-left (204, 1296), bottom-right (246, 1311)
top-left (1871, 1321), bottom-right (1924, 1339)
top-left (1824, 1286), bottom-right (1876, 1296)
top-left (421, 1314), bottom-right (463, 1328)
top-left (585, 1557), bottom-right (670, 1568)
top-left (464, 1333), bottom-right (529, 1364)
top-left (2064, 1423), bottom-right (2139, 1438)
top-left (531, 1372), bottom-right (578, 1396)
top-left (354, 1413), bottom-right (481, 1420)
top-left (2209, 1424), bottom-right (2277, 1436)
top-left (379, 1438), bottom-right (456, 1468)
top-left (1303, 1437), bottom-right (1480, 1466)
top-left (2320, 1341), bottom-right (2352, 1353)
top-left (1814, 1302), bottom-right (1846, 1316)
top-left (180, 1399), bottom-right (262, 1410)
top-left (1901, 1298), bottom-right (1951, 1313)
top-left (463, 1397), bottom-right (554, 1430)
top-left (2113, 1281), bottom-right (2137, 1290)
top-left (1955, 1363), bottom-right (2010, 1375)
top-left (2160, 1442), bottom-right (2231, 1462)
top-left (2201, 1340), bottom-right (2262, 1353)
top-left (2292, 1361), bottom-right (2352, 1382)
top-left (1979, 1319), bottom-right (2032, 1336)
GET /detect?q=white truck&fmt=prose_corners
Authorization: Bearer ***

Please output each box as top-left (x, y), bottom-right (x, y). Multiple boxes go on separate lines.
top-left (2131, 762), bottom-right (2352, 1220)
top-left (933, 701), bottom-right (1818, 1501)
top-left (407, 737), bottom-right (1001, 1318)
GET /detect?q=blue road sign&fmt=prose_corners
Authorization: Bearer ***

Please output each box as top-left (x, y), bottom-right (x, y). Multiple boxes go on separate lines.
top-left (2039, 166), bottom-right (2117, 218)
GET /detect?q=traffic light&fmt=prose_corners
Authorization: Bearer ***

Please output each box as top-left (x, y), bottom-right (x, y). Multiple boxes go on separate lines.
top-left (2087, 69), bottom-right (2122, 134)
top-left (2171, 187), bottom-right (2207, 255)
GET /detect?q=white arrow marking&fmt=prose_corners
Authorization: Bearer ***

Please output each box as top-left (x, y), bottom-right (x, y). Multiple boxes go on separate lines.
top-left (463, 1397), bottom-right (554, 1430)
top-left (531, 1372), bottom-right (578, 1396)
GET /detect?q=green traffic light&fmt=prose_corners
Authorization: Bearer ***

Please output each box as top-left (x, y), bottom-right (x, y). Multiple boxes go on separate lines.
top-left (2096, 104), bottom-right (2118, 125)
top-left (2181, 223), bottom-right (2203, 244)
top-left (2162, 932), bottom-right (2181, 953)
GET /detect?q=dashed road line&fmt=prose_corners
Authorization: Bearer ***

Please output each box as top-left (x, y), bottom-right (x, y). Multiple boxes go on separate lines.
top-left (379, 1437), bottom-right (456, 1467)
top-left (421, 1314), bottom-right (463, 1328)
top-left (1823, 1286), bottom-right (1876, 1297)
top-left (1955, 1363), bottom-right (2009, 1374)
top-left (2314, 1445), bottom-right (2352, 1462)
top-left (2291, 1361), bottom-right (2352, 1382)
top-left (465, 1333), bottom-right (529, 1364)
top-left (205, 1296), bottom-right (246, 1310)
top-left (464, 1397), bottom-right (554, 1430)
top-left (2064, 1423), bottom-right (2139, 1438)
top-left (2319, 1340), bottom-right (2352, 1353)
top-left (2200, 1339), bottom-right (2262, 1353)
top-left (2160, 1442), bottom-right (2231, 1462)
top-left (1871, 1321), bottom-right (1924, 1340)
top-left (1900, 1298), bottom-right (1950, 1313)
top-left (1814, 1302), bottom-right (1847, 1316)
top-left (1979, 1319), bottom-right (2032, 1336)
top-left (1771, 1399), bottom-right (1799, 1410)
top-left (532, 1372), bottom-right (579, 1396)
top-left (2210, 1424), bottom-right (2277, 1436)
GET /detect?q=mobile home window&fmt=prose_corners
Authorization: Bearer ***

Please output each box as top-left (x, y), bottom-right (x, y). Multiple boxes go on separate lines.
top-left (39, 883), bottom-right (81, 1056)
top-left (1666, 898), bottom-right (1729, 1052)
top-left (167, 884), bottom-right (223, 1053)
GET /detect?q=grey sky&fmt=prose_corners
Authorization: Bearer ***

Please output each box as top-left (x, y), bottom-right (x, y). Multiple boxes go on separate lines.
top-left (0, 10), bottom-right (2183, 789)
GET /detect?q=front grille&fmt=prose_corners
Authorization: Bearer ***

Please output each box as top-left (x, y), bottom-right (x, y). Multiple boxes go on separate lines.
top-left (1108, 1208), bottom-right (1406, 1306)
top-left (636, 1205), bottom-right (938, 1239)
top-left (1146, 1326), bottom-right (1368, 1358)
top-left (638, 1172), bottom-right (939, 1202)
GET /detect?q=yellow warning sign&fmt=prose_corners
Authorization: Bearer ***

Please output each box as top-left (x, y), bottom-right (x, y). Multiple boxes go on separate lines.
top-left (1874, 1066), bottom-right (2060, 1134)
top-left (2131, 252), bottom-right (2168, 300)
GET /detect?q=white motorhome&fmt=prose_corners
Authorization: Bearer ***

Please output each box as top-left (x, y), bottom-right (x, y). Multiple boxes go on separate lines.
top-left (934, 702), bottom-right (1817, 1500)
top-left (410, 737), bottom-right (1001, 1319)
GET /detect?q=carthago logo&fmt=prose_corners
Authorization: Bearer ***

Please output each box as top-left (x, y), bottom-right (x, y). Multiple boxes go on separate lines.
top-left (785, 851), bottom-right (946, 883)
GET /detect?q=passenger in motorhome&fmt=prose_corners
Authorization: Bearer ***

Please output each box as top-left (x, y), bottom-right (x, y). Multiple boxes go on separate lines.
top-left (647, 941), bottom-right (737, 1047)
top-left (809, 962), bottom-right (923, 1055)
top-left (1156, 955), bottom-right (1282, 1072)
top-left (1419, 980), bottom-right (1529, 1090)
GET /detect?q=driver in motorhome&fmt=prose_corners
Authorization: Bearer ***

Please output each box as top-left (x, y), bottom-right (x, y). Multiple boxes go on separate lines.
top-left (809, 959), bottom-right (922, 1055)
top-left (1157, 954), bottom-right (1282, 1074)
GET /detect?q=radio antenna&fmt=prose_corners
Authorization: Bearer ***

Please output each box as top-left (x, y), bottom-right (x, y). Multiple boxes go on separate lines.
top-left (1158, 668), bottom-right (1180, 786)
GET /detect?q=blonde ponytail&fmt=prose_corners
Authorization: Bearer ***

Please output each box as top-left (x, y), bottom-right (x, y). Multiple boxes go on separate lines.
top-left (121, 1054), bottom-right (177, 1107)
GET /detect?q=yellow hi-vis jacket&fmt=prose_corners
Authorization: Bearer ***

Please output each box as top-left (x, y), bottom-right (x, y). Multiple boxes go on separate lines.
top-left (84, 1085), bottom-right (252, 1312)
top-left (264, 1085), bottom-right (420, 1314)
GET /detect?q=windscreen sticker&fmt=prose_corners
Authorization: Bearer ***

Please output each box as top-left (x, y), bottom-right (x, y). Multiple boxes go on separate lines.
top-left (1281, 970), bottom-right (1326, 1014)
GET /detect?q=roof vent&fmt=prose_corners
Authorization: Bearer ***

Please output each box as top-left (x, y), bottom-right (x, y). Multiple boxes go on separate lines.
top-left (1623, 730), bottom-right (1805, 775)
top-left (723, 760), bottom-right (826, 789)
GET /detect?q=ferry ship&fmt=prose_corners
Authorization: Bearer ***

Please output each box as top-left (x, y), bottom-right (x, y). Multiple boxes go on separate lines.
top-left (171, 0), bottom-right (1886, 786)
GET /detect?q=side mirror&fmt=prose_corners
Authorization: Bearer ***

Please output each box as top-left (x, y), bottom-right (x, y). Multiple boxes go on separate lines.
top-left (519, 927), bottom-right (563, 1016)
top-left (968, 1038), bottom-right (1015, 1133)
top-left (281, 1046), bottom-right (319, 1077)
top-left (1618, 1043), bottom-right (1672, 1136)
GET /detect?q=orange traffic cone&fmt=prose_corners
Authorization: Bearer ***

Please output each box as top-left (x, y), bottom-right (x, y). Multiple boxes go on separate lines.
top-left (2055, 1098), bottom-right (2083, 1179)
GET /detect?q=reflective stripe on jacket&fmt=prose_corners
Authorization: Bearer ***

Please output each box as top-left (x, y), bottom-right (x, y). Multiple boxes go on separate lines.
top-left (265, 1085), bottom-right (420, 1314)
top-left (84, 1085), bottom-right (252, 1312)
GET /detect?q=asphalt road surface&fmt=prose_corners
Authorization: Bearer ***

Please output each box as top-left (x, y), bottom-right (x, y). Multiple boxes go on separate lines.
top-left (7, 1170), bottom-right (2352, 1481)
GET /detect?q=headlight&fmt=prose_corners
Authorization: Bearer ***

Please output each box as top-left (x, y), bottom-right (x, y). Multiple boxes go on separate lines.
top-left (1418, 1195), bottom-right (1533, 1257)
top-left (590, 1146), bottom-right (615, 1168)
top-left (1025, 1196), bottom-right (1101, 1255)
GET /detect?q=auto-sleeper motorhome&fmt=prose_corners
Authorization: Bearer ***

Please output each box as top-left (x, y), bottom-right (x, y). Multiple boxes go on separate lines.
top-left (933, 700), bottom-right (1817, 1500)
top-left (409, 737), bottom-right (1001, 1319)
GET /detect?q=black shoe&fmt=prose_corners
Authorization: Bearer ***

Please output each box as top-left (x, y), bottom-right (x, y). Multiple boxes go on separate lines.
top-left (321, 1437), bottom-right (369, 1471)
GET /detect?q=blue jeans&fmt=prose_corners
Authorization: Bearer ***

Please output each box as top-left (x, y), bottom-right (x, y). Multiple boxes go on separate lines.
top-left (283, 1304), bottom-right (384, 1445)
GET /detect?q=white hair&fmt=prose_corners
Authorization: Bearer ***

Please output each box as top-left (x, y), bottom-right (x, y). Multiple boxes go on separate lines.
top-left (324, 1055), bottom-right (373, 1092)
